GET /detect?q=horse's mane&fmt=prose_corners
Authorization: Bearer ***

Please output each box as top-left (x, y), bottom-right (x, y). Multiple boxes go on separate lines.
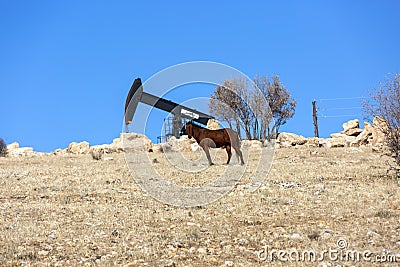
top-left (186, 121), bottom-right (206, 129)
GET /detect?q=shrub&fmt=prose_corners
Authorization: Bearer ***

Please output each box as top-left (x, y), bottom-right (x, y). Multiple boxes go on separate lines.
top-left (363, 73), bottom-right (400, 175)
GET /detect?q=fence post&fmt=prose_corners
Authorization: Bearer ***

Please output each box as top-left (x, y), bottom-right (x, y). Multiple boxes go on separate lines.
top-left (312, 100), bottom-right (319, 138)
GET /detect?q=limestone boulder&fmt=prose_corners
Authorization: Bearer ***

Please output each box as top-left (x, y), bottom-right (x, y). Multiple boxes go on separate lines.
top-left (318, 138), bottom-right (343, 148)
top-left (306, 137), bottom-right (323, 147)
top-left (341, 119), bottom-right (363, 136)
top-left (349, 117), bottom-right (388, 146)
top-left (110, 135), bottom-right (124, 152)
top-left (330, 133), bottom-right (347, 139)
top-left (177, 135), bottom-right (197, 152)
top-left (243, 140), bottom-right (263, 149)
top-left (166, 136), bottom-right (180, 152)
top-left (67, 141), bottom-right (90, 154)
top-left (344, 136), bottom-right (357, 146)
top-left (342, 119), bottom-right (359, 132)
top-left (351, 122), bottom-right (373, 147)
top-left (370, 117), bottom-right (388, 145)
top-left (90, 147), bottom-right (104, 160)
top-left (206, 119), bottom-right (221, 130)
top-left (277, 132), bottom-right (307, 147)
top-left (344, 128), bottom-right (363, 136)
top-left (151, 143), bottom-right (163, 152)
top-left (7, 142), bottom-right (19, 150)
top-left (89, 144), bottom-right (107, 155)
top-left (8, 147), bottom-right (35, 157)
top-left (53, 148), bottom-right (67, 156)
top-left (252, 140), bottom-right (263, 149)
top-left (121, 133), bottom-right (152, 152)
top-left (151, 135), bottom-right (198, 153)
top-left (87, 134), bottom-right (125, 155)
top-left (321, 135), bottom-right (356, 148)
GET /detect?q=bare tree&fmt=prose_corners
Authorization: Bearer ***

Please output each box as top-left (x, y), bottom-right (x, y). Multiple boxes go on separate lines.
top-left (0, 138), bottom-right (7, 157)
top-left (254, 75), bottom-right (296, 138)
top-left (209, 85), bottom-right (236, 129)
top-left (209, 75), bottom-right (296, 140)
top-left (245, 75), bottom-right (296, 139)
top-left (210, 78), bottom-right (254, 139)
top-left (363, 73), bottom-right (400, 171)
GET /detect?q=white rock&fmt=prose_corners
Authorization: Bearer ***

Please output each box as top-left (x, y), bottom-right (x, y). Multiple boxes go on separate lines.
top-left (250, 140), bottom-right (262, 149)
top-left (37, 250), bottom-right (49, 256)
top-left (370, 116), bottom-right (388, 145)
top-left (290, 233), bottom-right (302, 239)
top-left (165, 136), bottom-right (180, 152)
top-left (67, 141), bottom-right (90, 154)
top-left (344, 136), bottom-right (356, 147)
top-left (277, 132), bottom-right (307, 147)
top-left (342, 119), bottom-right (359, 132)
top-left (152, 143), bottom-right (163, 152)
top-left (53, 148), bottom-right (66, 155)
top-left (206, 119), bottom-right (221, 130)
top-left (197, 247), bottom-right (207, 254)
top-left (343, 128), bottom-right (363, 136)
top-left (190, 142), bottom-right (199, 152)
top-left (8, 147), bottom-right (34, 157)
top-left (121, 133), bottom-right (152, 152)
top-left (242, 140), bottom-right (262, 149)
top-left (110, 134), bottom-right (124, 152)
top-left (177, 136), bottom-right (196, 152)
top-left (306, 137), bottom-right (322, 147)
top-left (90, 147), bottom-right (104, 160)
top-left (7, 142), bottom-right (19, 150)
top-left (351, 122), bottom-right (373, 147)
top-left (329, 138), bottom-right (346, 148)
top-left (330, 133), bottom-right (347, 139)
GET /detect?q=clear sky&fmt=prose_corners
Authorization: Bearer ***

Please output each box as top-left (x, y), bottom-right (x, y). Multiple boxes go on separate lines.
top-left (1, 1), bottom-right (399, 152)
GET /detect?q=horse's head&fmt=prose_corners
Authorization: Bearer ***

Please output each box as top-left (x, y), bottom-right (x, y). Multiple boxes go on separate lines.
top-left (185, 122), bottom-right (194, 138)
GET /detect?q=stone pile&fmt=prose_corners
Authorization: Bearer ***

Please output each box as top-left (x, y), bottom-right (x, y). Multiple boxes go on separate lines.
top-left (276, 117), bottom-right (387, 149)
top-left (2, 117), bottom-right (389, 158)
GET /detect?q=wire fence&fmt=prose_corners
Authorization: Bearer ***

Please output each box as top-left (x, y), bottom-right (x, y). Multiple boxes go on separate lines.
top-left (316, 96), bottom-right (370, 119)
top-left (310, 96), bottom-right (372, 137)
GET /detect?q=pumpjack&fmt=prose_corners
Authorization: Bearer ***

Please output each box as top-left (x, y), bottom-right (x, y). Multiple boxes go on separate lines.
top-left (124, 78), bottom-right (214, 139)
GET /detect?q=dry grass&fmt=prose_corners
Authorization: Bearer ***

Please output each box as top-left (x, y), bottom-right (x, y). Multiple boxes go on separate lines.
top-left (0, 146), bottom-right (399, 266)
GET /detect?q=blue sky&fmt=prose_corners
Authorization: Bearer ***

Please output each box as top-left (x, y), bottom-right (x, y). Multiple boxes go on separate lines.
top-left (1, 1), bottom-right (399, 152)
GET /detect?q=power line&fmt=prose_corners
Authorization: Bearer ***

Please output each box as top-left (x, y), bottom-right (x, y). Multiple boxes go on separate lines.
top-left (317, 96), bottom-right (370, 101)
top-left (319, 114), bottom-right (362, 118)
top-left (319, 106), bottom-right (362, 111)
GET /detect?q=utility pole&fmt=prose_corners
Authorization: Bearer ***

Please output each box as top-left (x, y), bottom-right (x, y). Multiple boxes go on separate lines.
top-left (312, 100), bottom-right (319, 138)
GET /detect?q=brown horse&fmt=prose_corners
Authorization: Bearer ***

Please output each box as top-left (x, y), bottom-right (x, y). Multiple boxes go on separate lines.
top-left (185, 122), bottom-right (245, 165)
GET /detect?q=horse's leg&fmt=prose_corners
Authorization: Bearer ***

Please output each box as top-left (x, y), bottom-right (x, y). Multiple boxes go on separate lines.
top-left (204, 146), bottom-right (214, 165)
top-left (201, 143), bottom-right (213, 165)
top-left (225, 145), bottom-right (232, 164)
top-left (233, 144), bottom-right (245, 165)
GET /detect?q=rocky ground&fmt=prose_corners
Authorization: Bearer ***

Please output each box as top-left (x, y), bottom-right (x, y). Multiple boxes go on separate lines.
top-left (1, 142), bottom-right (399, 266)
